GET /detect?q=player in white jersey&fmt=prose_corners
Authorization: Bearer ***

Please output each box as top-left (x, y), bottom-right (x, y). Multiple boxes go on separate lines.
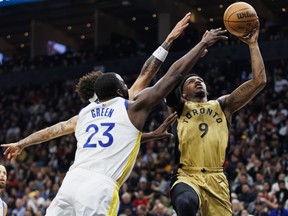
top-left (1, 12), bottom-right (192, 160)
top-left (0, 165), bottom-right (8, 216)
top-left (46, 27), bottom-right (227, 215)
top-left (46, 97), bottom-right (142, 215)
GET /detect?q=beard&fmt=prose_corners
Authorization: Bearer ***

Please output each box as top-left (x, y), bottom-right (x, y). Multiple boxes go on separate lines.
top-left (194, 90), bottom-right (205, 98)
top-left (0, 183), bottom-right (6, 189)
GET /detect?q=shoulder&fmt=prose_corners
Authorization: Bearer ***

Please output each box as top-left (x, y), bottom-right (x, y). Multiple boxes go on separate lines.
top-left (217, 95), bottom-right (229, 108)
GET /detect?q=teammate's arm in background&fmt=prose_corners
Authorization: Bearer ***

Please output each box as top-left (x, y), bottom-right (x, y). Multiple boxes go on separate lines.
top-left (128, 12), bottom-right (191, 99)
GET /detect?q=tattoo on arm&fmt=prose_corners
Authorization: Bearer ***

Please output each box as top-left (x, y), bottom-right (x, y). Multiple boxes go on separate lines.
top-left (141, 56), bottom-right (162, 76)
top-left (141, 41), bottom-right (172, 76)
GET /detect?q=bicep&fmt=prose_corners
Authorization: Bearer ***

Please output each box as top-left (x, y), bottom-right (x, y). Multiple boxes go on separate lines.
top-left (128, 76), bottom-right (149, 100)
top-left (223, 80), bottom-right (263, 115)
top-left (47, 116), bottom-right (77, 138)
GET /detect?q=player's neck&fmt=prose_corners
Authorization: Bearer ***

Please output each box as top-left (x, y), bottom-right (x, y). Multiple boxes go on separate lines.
top-left (189, 96), bottom-right (207, 103)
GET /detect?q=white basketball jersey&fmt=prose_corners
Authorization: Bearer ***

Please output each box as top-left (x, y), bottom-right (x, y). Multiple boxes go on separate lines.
top-left (0, 198), bottom-right (4, 216)
top-left (72, 97), bottom-right (142, 187)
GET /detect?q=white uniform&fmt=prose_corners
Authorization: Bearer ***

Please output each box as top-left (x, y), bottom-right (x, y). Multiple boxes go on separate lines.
top-left (0, 198), bottom-right (4, 216)
top-left (46, 97), bottom-right (141, 216)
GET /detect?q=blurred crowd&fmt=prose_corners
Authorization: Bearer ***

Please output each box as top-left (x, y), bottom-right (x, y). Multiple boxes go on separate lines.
top-left (0, 48), bottom-right (287, 215)
top-left (0, 15), bottom-right (288, 215)
top-left (0, 17), bottom-right (287, 75)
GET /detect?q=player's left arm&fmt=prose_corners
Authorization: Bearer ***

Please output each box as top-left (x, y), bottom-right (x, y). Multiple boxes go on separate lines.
top-left (140, 112), bottom-right (177, 143)
top-left (128, 12), bottom-right (191, 100)
top-left (220, 21), bottom-right (266, 121)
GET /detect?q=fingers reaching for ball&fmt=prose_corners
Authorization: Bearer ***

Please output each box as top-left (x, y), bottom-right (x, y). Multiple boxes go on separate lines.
top-left (201, 28), bottom-right (228, 47)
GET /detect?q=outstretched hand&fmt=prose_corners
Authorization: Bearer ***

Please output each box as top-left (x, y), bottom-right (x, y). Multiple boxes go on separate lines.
top-left (153, 112), bottom-right (178, 140)
top-left (237, 20), bottom-right (260, 45)
top-left (166, 12), bottom-right (191, 42)
top-left (1, 142), bottom-right (23, 161)
top-left (201, 28), bottom-right (228, 47)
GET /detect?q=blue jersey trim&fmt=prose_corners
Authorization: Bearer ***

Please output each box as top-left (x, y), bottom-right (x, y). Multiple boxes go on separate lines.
top-left (124, 100), bottom-right (128, 110)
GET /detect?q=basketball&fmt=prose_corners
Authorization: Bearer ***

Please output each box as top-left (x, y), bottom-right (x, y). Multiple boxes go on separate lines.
top-left (223, 2), bottom-right (258, 37)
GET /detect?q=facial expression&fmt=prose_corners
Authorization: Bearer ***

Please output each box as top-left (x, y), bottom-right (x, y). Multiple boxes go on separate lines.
top-left (183, 75), bottom-right (207, 99)
top-left (0, 165), bottom-right (7, 189)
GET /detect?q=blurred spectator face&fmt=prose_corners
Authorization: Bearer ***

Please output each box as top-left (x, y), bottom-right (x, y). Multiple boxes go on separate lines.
top-left (137, 191), bottom-right (145, 200)
top-left (124, 208), bottom-right (132, 216)
top-left (279, 180), bottom-right (286, 190)
top-left (154, 202), bottom-right (165, 214)
top-left (15, 198), bottom-right (24, 209)
top-left (232, 199), bottom-right (241, 212)
top-left (256, 173), bottom-right (264, 182)
top-left (278, 173), bottom-right (286, 181)
top-left (241, 209), bottom-right (249, 216)
top-left (24, 210), bottom-right (33, 216)
top-left (139, 177), bottom-right (148, 190)
top-left (255, 200), bottom-right (264, 212)
top-left (241, 184), bottom-right (250, 193)
top-left (121, 192), bottom-right (131, 204)
top-left (136, 205), bottom-right (147, 216)
top-left (239, 174), bottom-right (248, 184)
top-left (257, 191), bottom-right (264, 199)
top-left (263, 182), bottom-right (271, 192)
top-left (0, 165), bottom-right (7, 189)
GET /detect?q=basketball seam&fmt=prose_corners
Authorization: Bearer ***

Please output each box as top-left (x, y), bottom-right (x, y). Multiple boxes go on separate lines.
top-left (223, 18), bottom-right (258, 23)
top-left (224, 5), bottom-right (258, 35)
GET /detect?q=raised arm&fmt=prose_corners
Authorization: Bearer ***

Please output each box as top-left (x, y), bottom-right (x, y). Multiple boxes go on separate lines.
top-left (1, 116), bottom-right (78, 160)
top-left (128, 12), bottom-right (191, 99)
top-left (129, 28), bottom-right (228, 130)
top-left (220, 21), bottom-right (266, 121)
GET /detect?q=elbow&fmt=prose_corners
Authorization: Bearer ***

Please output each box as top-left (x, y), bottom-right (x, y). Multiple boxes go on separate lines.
top-left (260, 73), bottom-right (267, 88)
top-left (261, 79), bottom-right (267, 88)
top-left (255, 69), bottom-right (267, 89)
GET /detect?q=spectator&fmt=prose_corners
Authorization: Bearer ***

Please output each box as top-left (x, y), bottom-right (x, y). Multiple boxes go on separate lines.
top-left (118, 192), bottom-right (136, 216)
top-left (133, 190), bottom-right (148, 208)
top-left (275, 180), bottom-right (288, 206)
top-left (11, 198), bottom-right (26, 216)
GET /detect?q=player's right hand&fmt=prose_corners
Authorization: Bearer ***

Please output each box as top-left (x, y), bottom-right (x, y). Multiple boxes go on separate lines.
top-left (1, 143), bottom-right (23, 161)
top-left (237, 20), bottom-right (260, 45)
top-left (201, 28), bottom-right (228, 47)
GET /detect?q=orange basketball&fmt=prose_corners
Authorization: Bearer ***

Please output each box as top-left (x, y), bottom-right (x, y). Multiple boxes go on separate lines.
top-left (223, 2), bottom-right (258, 37)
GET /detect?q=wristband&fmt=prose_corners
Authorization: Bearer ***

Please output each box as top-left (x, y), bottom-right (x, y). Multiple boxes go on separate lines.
top-left (152, 46), bottom-right (168, 62)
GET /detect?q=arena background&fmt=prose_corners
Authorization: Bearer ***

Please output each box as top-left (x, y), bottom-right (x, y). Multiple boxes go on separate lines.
top-left (0, 0), bottom-right (287, 215)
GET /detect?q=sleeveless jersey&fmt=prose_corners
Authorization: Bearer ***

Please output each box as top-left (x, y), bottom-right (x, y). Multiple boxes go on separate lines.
top-left (72, 97), bottom-right (142, 187)
top-left (177, 100), bottom-right (229, 168)
top-left (0, 198), bottom-right (4, 216)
